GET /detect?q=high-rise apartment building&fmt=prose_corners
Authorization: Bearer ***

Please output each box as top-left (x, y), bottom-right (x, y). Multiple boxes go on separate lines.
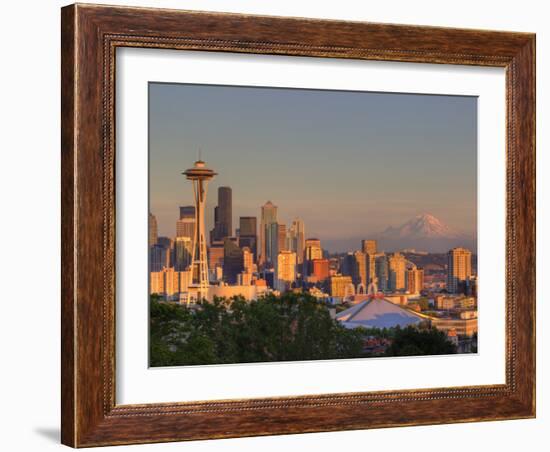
top-left (447, 247), bottom-right (473, 293)
top-left (406, 265), bottom-right (424, 295)
top-left (388, 252), bottom-right (406, 291)
top-left (149, 213), bottom-right (158, 246)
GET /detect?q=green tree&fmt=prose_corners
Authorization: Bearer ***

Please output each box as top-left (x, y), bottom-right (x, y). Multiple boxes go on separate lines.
top-left (384, 326), bottom-right (457, 357)
top-left (149, 293), bottom-right (366, 367)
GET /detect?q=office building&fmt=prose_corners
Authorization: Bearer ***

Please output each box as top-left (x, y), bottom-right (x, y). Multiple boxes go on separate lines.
top-left (330, 275), bottom-right (354, 298)
top-left (210, 186), bottom-right (232, 242)
top-left (150, 243), bottom-right (171, 272)
top-left (278, 223), bottom-right (288, 252)
top-left (173, 236), bottom-right (192, 271)
top-left (361, 239), bottom-right (377, 255)
top-left (259, 201), bottom-right (278, 265)
top-left (265, 221), bottom-right (279, 268)
top-left (375, 254), bottom-right (389, 292)
top-left (238, 216), bottom-right (257, 259)
top-left (242, 247), bottom-right (254, 274)
top-left (176, 205), bottom-right (195, 239)
top-left (342, 251), bottom-right (367, 287)
top-left (276, 250), bottom-right (297, 292)
top-left (312, 258), bottom-right (330, 282)
top-left (303, 238), bottom-right (323, 276)
top-left (288, 218), bottom-right (306, 264)
top-left (223, 237), bottom-right (244, 284)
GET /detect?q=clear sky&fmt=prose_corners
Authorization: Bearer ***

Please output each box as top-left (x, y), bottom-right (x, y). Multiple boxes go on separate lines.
top-left (149, 82), bottom-right (477, 252)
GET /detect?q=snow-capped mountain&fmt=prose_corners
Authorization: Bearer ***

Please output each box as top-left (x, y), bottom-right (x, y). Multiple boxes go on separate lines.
top-left (380, 213), bottom-right (462, 239)
top-left (375, 213), bottom-right (475, 253)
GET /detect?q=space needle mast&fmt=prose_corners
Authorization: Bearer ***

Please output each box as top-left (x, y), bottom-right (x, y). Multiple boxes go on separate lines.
top-left (183, 156), bottom-right (217, 302)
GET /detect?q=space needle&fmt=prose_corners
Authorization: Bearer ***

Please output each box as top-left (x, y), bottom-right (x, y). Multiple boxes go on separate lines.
top-left (183, 157), bottom-right (217, 302)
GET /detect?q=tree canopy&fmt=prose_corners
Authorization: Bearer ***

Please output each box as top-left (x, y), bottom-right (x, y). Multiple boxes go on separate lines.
top-left (150, 293), bottom-right (458, 367)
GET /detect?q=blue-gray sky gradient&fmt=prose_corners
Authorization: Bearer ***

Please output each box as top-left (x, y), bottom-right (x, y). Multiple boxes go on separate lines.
top-left (149, 83), bottom-right (477, 251)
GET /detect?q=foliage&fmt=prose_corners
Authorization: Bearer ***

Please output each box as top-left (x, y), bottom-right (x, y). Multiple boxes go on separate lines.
top-left (150, 294), bottom-right (458, 366)
top-left (384, 325), bottom-right (457, 357)
top-left (150, 293), bottom-right (365, 367)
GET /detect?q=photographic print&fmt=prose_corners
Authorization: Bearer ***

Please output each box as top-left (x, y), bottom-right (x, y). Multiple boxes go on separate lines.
top-left (148, 83), bottom-right (478, 367)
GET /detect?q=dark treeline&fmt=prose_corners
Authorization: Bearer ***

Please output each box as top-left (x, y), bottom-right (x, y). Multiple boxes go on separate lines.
top-left (149, 293), bottom-right (456, 367)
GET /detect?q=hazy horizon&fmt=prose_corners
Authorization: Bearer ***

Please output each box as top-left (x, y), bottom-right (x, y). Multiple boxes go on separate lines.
top-left (149, 82), bottom-right (477, 253)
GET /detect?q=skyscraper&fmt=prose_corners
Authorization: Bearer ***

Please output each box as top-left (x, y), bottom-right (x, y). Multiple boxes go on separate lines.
top-left (277, 223), bottom-right (288, 252)
top-left (406, 266), bottom-right (424, 295)
top-left (223, 237), bottom-right (244, 284)
top-left (375, 254), bottom-right (389, 292)
top-left (330, 275), bottom-right (353, 298)
top-left (361, 239), bottom-right (377, 255)
top-left (288, 219), bottom-right (306, 264)
top-left (361, 239), bottom-right (377, 285)
top-left (304, 238), bottom-right (322, 261)
top-left (341, 251), bottom-right (366, 287)
top-left (150, 243), bottom-right (170, 272)
top-left (447, 247), bottom-right (472, 293)
top-left (173, 236), bottom-right (193, 271)
top-left (303, 238), bottom-right (322, 276)
top-left (242, 247), bottom-right (254, 274)
top-left (149, 213), bottom-right (158, 246)
top-left (176, 205), bottom-right (195, 239)
top-left (266, 222), bottom-right (279, 268)
top-left (208, 240), bottom-right (225, 273)
top-left (312, 258), bottom-right (330, 282)
top-left (210, 186), bottom-right (232, 242)
top-left (259, 201), bottom-right (278, 266)
top-left (238, 216), bottom-right (257, 259)
top-left (388, 252), bottom-right (406, 291)
top-left (183, 159), bottom-right (217, 301)
top-left (276, 250), bottom-right (297, 292)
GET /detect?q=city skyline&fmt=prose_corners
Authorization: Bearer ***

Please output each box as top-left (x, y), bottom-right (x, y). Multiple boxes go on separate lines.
top-left (149, 82), bottom-right (477, 252)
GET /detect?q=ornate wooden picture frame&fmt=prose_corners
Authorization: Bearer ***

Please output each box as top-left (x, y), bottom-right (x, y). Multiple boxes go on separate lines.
top-left (61, 3), bottom-right (535, 447)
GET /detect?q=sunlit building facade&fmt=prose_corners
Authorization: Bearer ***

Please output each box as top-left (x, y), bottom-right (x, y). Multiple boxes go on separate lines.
top-left (447, 247), bottom-right (473, 293)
